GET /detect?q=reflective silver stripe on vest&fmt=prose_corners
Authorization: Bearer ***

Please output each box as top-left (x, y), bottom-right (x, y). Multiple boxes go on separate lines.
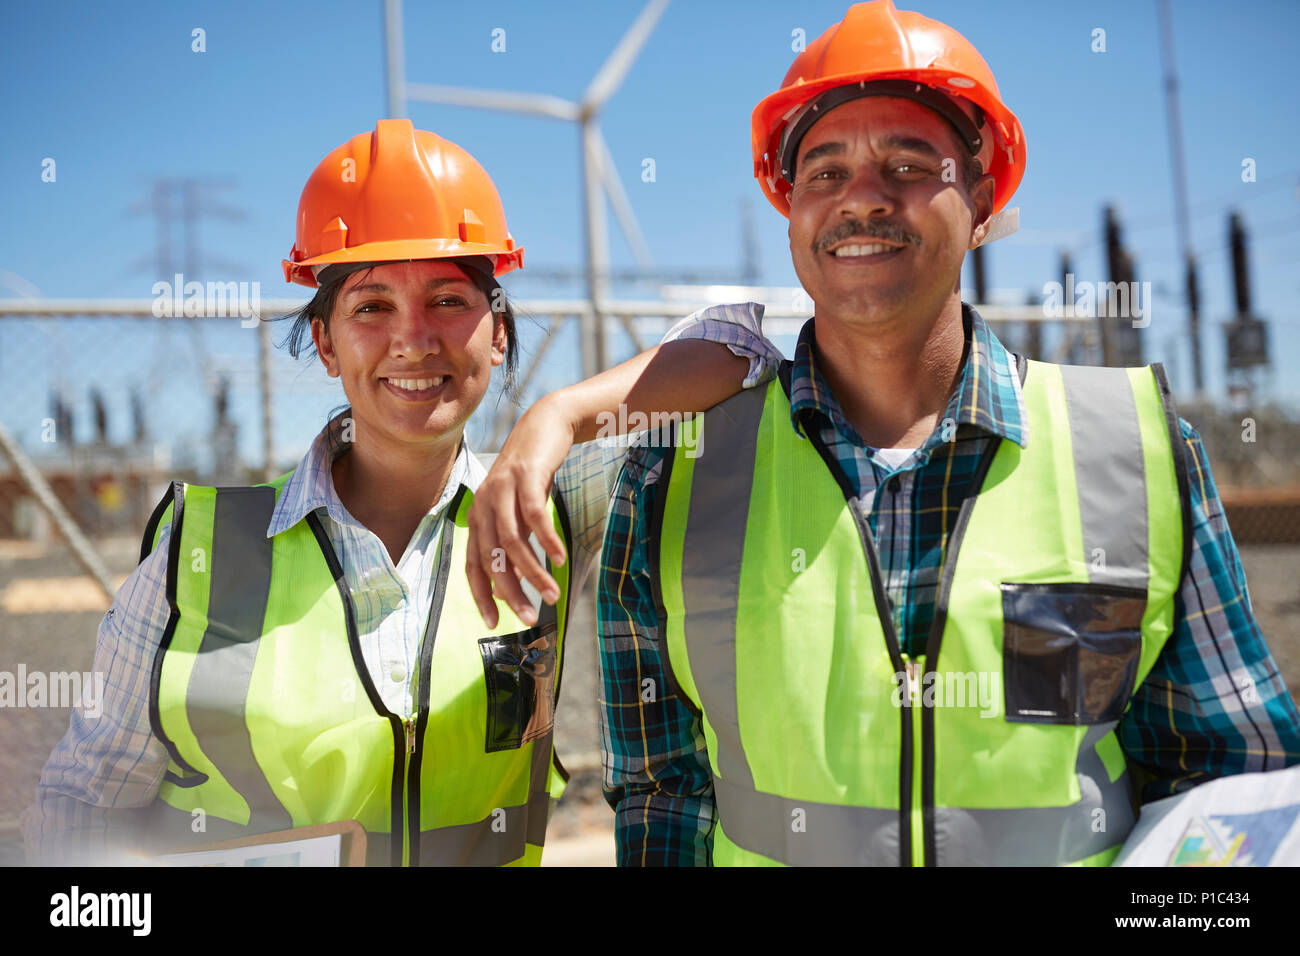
top-left (186, 486), bottom-right (295, 833)
top-left (714, 776), bottom-right (900, 866)
top-left (417, 731), bottom-right (555, 865)
top-left (680, 386), bottom-right (769, 790)
top-left (932, 723), bottom-right (1134, 865)
top-left (1060, 365), bottom-right (1149, 589)
top-left (713, 726), bottom-right (1132, 867)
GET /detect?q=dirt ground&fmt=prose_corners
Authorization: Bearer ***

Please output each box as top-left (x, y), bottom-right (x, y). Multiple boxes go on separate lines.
top-left (2, 539), bottom-right (1296, 867)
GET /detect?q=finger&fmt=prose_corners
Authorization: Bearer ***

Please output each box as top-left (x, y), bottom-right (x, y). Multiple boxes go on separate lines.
top-left (498, 506), bottom-right (557, 604)
top-left (466, 555), bottom-right (500, 629)
top-left (467, 495), bottom-right (505, 627)
top-left (492, 555), bottom-right (538, 626)
top-left (517, 479), bottom-right (567, 569)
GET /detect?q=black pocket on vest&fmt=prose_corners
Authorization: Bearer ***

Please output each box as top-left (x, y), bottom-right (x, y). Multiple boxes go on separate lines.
top-left (479, 621), bottom-right (558, 753)
top-left (1001, 582), bottom-right (1145, 725)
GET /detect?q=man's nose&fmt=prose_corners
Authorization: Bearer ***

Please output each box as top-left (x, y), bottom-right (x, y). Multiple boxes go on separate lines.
top-left (837, 165), bottom-right (894, 220)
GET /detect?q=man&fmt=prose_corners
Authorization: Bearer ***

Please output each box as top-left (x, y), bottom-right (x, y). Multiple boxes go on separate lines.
top-left (598, 0), bottom-right (1300, 866)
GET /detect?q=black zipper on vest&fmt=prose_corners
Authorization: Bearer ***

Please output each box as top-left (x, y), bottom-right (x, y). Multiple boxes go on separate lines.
top-left (800, 422), bottom-right (914, 868)
top-left (405, 491), bottom-right (462, 867)
top-left (306, 511), bottom-right (406, 868)
top-left (918, 437), bottom-right (1001, 866)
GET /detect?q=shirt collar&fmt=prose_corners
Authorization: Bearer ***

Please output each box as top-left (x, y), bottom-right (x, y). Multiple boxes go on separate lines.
top-left (265, 408), bottom-right (486, 538)
top-left (787, 302), bottom-right (1028, 452)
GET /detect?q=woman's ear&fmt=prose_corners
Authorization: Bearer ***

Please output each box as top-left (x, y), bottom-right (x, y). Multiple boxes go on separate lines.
top-left (311, 317), bottom-right (340, 377)
top-left (490, 309), bottom-right (508, 368)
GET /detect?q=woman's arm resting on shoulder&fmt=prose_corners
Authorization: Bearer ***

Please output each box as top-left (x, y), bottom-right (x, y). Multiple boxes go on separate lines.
top-left (467, 303), bottom-right (782, 628)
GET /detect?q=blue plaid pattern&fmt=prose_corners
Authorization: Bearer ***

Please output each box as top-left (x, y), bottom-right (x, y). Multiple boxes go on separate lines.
top-left (598, 305), bottom-right (1300, 866)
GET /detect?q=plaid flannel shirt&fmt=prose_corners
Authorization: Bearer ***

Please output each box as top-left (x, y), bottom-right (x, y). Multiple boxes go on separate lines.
top-left (598, 304), bottom-right (1300, 866)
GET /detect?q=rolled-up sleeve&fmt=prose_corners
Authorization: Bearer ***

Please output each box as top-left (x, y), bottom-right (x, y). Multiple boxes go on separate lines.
top-left (660, 302), bottom-right (785, 389)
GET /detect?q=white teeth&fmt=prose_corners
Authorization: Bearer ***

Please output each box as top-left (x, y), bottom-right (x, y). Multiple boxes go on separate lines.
top-left (832, 243), bottom-right (898, 257)
top-left (388, 376), bottom-right (446, 391)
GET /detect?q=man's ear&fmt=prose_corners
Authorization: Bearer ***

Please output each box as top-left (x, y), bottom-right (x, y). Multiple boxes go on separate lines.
top-left (968, 172), bottom-right (997, 249)
top-left (311, 317), bottom-right (340, 377)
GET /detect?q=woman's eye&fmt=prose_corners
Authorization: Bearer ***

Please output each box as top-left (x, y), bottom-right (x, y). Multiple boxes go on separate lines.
top-left (435, 296), bottom-right (468, 308)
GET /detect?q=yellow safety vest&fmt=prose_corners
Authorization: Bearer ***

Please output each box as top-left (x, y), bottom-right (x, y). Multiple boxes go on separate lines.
top-left (655, 360), bottom-right (1187, 865)
top-left (137, 473), bottom-right (572, 866)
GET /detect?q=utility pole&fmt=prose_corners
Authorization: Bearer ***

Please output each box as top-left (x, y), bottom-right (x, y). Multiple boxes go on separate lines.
top-left (1157, 0), bottom-right (1203, 396)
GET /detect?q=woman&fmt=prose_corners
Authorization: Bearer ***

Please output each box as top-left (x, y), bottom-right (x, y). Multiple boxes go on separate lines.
top-left (24, 119), bottom-right (773, 867)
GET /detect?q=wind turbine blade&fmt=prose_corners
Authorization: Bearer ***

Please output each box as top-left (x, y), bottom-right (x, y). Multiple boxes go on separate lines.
top-left (406, 83), bottom-right (581, 121)
top-left (582, 0), bottom-right (669, 111)
top-left (597, 133), bottom-right (654, 270)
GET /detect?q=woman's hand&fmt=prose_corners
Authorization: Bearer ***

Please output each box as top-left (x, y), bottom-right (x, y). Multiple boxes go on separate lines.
top-left (467, 338), bottom-right (751, 628)
top-left (467, 393), bottom-right (574, 628)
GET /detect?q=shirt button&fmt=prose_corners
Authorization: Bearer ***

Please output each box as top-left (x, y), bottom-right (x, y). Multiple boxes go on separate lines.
top-left (390, 664), bottom-right (406, 684)
top-left (886, 477), bottom-right (902, 494)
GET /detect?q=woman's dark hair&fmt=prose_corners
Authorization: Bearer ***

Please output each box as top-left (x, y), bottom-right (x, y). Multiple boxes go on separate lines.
top-left (278, 258), bottom-right (519, 400)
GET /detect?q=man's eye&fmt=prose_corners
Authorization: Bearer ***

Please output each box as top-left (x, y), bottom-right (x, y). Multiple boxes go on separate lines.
top-left (435, 296), bottom-right (468, 308)
top-left (894, 163), bottom-right (929, 175)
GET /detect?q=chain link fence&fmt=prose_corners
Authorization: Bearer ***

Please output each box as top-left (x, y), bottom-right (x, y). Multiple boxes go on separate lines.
top-left (1, 302), bottom-right (1297, 865)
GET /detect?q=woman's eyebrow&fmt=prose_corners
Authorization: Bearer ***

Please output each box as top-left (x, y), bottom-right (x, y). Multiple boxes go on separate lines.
top-left (342, 277), bottom-right (470, 297)
top-left (343, 282), bottom-right (389, 296)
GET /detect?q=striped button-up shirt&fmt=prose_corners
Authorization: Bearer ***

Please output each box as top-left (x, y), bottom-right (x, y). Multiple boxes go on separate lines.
top-left (597, 304), bottom-right (1300, 866)
top-left (23, 304), bottom-right (776, 865)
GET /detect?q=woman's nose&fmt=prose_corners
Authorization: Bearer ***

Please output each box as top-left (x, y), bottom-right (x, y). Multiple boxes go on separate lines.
top-left (389, 303), bottom-right (441, 359)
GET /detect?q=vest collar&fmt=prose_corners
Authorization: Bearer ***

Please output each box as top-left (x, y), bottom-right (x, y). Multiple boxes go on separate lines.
top-left (265, 409), bottom-right (487, 538)
top-left (786, 303), bottom-right (1028, 453)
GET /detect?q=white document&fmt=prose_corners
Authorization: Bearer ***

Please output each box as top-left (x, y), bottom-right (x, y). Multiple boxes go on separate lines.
top-left (1115, 763), bottom-right (1300, 867)
top-left (154, 833), bottom-right (343, 868)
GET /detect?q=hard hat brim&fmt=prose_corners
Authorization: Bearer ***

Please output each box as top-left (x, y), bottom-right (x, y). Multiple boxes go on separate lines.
top-left (283, 239), bottom-right (524, 288)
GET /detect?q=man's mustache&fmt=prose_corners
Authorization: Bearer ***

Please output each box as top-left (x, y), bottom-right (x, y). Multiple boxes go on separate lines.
top-left (816, 218), bottom-right (922, 253)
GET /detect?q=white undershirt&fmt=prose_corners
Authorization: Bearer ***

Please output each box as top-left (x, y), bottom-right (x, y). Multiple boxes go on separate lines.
top-left (872, 447), bottom-right (917, 470)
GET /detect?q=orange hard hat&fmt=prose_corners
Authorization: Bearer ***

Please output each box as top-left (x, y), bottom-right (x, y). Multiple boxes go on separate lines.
top-left (283, 119), bottom-right (523, 288)
top-left (751, 0), bottom-right (1026, 218)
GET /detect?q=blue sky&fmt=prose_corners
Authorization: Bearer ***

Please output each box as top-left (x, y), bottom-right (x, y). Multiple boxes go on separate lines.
top-left (2, 0), bottom-right (1298, 465)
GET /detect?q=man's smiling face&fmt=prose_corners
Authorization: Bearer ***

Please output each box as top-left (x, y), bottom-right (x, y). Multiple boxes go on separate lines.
top-left (787, 95), bottom-right (994, 328)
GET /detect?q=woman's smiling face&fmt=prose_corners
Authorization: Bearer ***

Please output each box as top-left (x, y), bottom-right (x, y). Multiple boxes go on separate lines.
top-left (311, 259), bottom-right (506, 456)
